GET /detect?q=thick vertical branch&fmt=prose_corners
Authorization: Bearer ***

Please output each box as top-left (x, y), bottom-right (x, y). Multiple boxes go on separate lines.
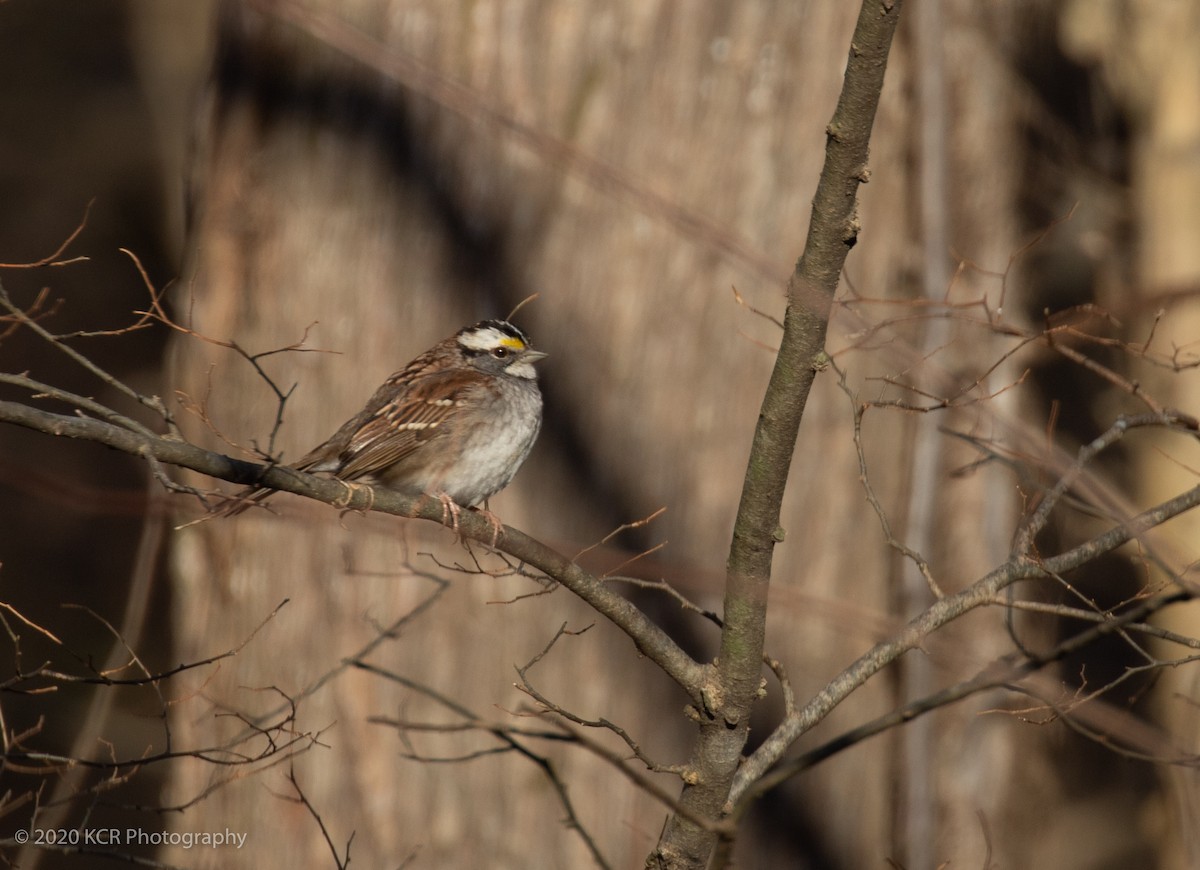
top-left (647, 2), bottom-right (906, 868)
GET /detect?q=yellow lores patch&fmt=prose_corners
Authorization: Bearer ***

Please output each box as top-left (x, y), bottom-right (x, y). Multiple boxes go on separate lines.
top-left (498, 335), bottom-right (527, 351)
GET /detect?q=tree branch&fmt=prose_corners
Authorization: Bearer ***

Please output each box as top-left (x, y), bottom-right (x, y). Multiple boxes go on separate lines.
top-left (732, 587), bottom-right (1189, 810)
top-left (728, 480), bottom-right (1200, 804)
top-left (0, 399), bottom-right (707, 703)
top-left (649, 2), bottom-right (907, 866)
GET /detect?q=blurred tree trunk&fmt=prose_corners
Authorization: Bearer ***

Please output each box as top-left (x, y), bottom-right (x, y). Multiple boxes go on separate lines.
top-left (158, 1), bottom-right (1164, 867)
top-left (1060, 3), bottom-right (1200, 868)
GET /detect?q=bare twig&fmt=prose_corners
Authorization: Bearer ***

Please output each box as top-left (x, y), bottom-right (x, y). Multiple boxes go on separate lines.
top-left (0, 394), bottom-right (709, 701)
top-left (0, 201), bottom-right (93, 269)
top-left (734, 587), bottom-right (1190, 808)
top-left (354, 659), bottom-right (612, 869)
top-left (834, 360), bottom-right (943, 597)
top-left (0, 277), bottom-right (174, 426)
top-left (513, 623), bottom-right (685, 775)
top-left (729, 486), bottom-right (1200, 805)
top-left (284, 765), bottom-right (354, 870)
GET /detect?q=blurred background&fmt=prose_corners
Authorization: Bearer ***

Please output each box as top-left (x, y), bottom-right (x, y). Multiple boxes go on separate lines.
top-left (2, 1), bottom-right (1200, 868)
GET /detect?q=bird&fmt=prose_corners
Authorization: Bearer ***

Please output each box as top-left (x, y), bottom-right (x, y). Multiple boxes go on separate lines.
top-left (215, 319), bottom-right (545, 532)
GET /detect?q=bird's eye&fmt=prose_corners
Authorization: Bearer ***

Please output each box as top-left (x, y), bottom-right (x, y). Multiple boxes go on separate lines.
top-left (491, 347), bottom-right (510, 359)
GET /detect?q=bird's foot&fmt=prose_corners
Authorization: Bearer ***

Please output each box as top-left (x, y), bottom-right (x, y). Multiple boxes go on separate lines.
top-left (335, 480), bottom-right (375, 512)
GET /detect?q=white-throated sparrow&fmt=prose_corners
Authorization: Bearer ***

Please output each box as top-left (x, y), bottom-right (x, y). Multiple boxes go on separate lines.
top-left (217, 319), bottom-right (545, 520)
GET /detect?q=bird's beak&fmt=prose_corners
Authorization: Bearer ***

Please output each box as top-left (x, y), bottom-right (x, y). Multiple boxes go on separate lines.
top-left (523, 350), bottom-right (548, 363)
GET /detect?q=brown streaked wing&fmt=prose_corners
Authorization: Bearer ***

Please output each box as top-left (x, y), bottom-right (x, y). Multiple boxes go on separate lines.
top-left (333, 368), bottom-right (486, 480)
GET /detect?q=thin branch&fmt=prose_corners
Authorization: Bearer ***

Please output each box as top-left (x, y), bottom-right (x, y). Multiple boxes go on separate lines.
top-left (284, 765), bottom-right (354, 870)
top-left (729, 480), bottom-right (1200, 804)
top-left (2, 599), bottom-right (289, 690)
top-left (605, 576), bottom-right (723, 629)
top-left (733, 587), bottom-right (1190, 810)
top-left (0, 200), bottom-right (93, 269)
top-left (513, 623), bottom-right (685, 776)
top-left (834, 361), bottom-right (943, 597)
top-left (548, 716), bottom-right (727, 836)
top-left (0, 603), bottom-right (62, 646)
top-left (1013, 413), bottom-right (1200, 556)
top-left (0, 278), bottom-right (173, 425)
top-left (0, 391), bottom-right (706, 700)
top-left (354, 659), bottom-right (613, 869)
top-left (0, 372), bottom-right (159, 440)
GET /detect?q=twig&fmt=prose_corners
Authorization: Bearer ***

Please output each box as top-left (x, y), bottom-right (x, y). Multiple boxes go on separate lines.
top-left (0, 277), bottom-right (174, 426)
top-left (513, 623), bottom-right (684, 775)
top-left (0, 200), bottom-right (93, 269)
top-left (285, 765), bottom-right (354, 870)
top-left (734, 587), bottom-right (1189, 809)
top-left (604, 576), bottom-right (722, 629)
top-left (834, 360), bottom-right (943, 597)
top-left (2, 396), bottom-right (710, 699)
top-left (353, 659), bottom-right (613, 869)
top-left (0, 603), bottom-right (62, 645)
